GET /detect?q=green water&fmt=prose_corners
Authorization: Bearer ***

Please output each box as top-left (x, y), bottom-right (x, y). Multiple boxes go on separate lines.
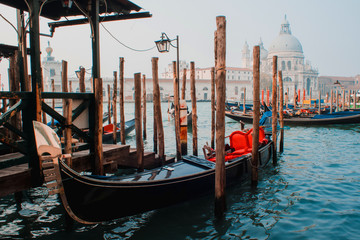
top-left (1, 102), bottom-right (359, 239)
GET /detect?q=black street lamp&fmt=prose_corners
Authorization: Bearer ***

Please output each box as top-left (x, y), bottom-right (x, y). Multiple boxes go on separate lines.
top-left (155, 32), bottom-right (179, 81)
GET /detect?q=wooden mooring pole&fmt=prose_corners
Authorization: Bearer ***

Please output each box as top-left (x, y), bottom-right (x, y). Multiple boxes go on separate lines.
top-left (318, 90), bottom-right (321, 115)
top-left (64, 98), bottom-right (73, 167)
top-left (181, 68), bottom-right (187, 100)
top-left (279, 71), bottom-right (284, 153)
top-left (211, 70), bottom-right (216, 149)
top-left (51, 79), bottom-right (55, 127)
top-left (142, 74), bottom-right (147, 140)
top-left (119, 57), bottom-right (126, 144)
top-left (79, 67), bottom-right (86, 93)
top-left (214, 16), bottom-right (227, 218)
top-left (271, 56), bottom-right (278, 164)
top-left (94, 77), bottom-right (104, 175)
top-left (107, 84), bottom-right (111, 124)
top-left (134, 73), bottom-right (144, 172)
top-left (173, 61), bottom-right (181, 161)
top-left (243, 88), bottom-right (246, 114)
top-left (152, 58), bottom-right (165, 163)
top-left (112, 71), bottom-right (118, 144)
top-left (330, 90), bottom-right (333, 114)
top-left (152, 60), bottom-right (158, 154)
top-left (190, 61), bottom-right (198, 156)
top-left (251, 45), bottom-right (260, 186)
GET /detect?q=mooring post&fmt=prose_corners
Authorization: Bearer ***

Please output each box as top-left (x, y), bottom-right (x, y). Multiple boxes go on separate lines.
top-left (211, 30), bottom-right (217, 150)
top-left (180, 62), bottom-right (188, 155)
top-left (142, 74), bottom-right (147, 140)
top-left (134, 73), bottom-right (144, 172)
top-left (112, 71), bottom-right (118, 144)
top-left (302, 89), bottom-right (304, 108)
top-left (51, 79), bottom-right (55, 127)
top-left (119, 57), bottom-right (126, 144)
top-left (335, 90), bottom-right (338, 112)
top-left (107, 84), bottom-right (111, 124)
top-left (243, 88), bottom-right (246, 114)
top-left (180, 100), bottom-right (188, 155)
top-left (310, 87), bottom-right (312, 108)
top-left (94, 77), bottom-right (104, 175)
top-left (61, 60), bottom-right (69, 144)
top-left (342, 90), bottom-right (345, 111)
top-left (211, 71), bottom-right (216, 150)
top-left (173, 61), bottom-right (181, 161)
top-left (152, 63), bottom-right (158, 155)
top-left (181, 68), bottom-right (187, 100)
top-left (271, 56), bottom-right (278, 164)
top-left (64, 98), bottom-right (73, 167)
top-left (330, 90), bottom-right (333, 114)
top-left (214, 16), bottom-right (227, 218)
top-left (293, 88), bottom-right (296, 109)
top-left (251, 46), bottom-right (260, 186)
top-left (190, 62), bottom-right (198, 156)
top-left (348, 90), bottom-right (351, 110)
top-left (318, 90), bottom-right (321, 115)
top-left (266, 88), bottom-right (270, 106)
top-left (79, 67), bottom-right (86, 93)
top-left (286, 88), bottom-right (289, 109)
top-left (279, 70), bottom-right (284, 153)
top-left (152, 58), bottom-right (165, 163)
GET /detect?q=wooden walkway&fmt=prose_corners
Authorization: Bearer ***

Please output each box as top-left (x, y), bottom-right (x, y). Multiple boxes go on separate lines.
top-left (0, 144), bottom-right (174, 198)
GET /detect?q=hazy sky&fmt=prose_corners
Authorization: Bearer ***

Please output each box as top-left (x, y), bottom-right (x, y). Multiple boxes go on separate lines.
top-left (1, 0), bottom-right (359, 89)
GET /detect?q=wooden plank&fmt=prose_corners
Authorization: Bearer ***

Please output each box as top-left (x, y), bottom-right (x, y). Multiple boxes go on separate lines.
top-left (0, 164), bottom-right (31, 197)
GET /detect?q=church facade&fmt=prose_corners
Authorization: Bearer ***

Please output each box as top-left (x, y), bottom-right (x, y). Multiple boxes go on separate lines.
top-left (242, 16), bottom-right (319, 99)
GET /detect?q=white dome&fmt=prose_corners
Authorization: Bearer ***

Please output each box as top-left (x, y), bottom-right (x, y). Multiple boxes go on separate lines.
top-left (268, 16), bottom-right (303, 54)
top-left (269, 34), bottom-right (303, 53)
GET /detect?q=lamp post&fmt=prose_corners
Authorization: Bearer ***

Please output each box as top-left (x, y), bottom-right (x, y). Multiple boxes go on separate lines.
top-left (155, 33), bottom-right (179, 81)
top-left (155, 33), bottom-right (181, 160)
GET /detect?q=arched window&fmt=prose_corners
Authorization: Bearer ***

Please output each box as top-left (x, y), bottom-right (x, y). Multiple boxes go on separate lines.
top-left (235, 86), bottom-right (238, 95)
top-left (284, 77), bottom-right (292, 82)
top-left (282, 61), bottom-right (286, 71)
top-left (203, 87), bottom-right (208, 91)
top-left (160, 87), bottom-right (164, 90)
top-left (287, 61), bottom-right (291, 70)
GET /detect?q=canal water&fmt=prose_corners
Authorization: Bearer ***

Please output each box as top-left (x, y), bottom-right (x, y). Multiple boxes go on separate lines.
top-left (1, 102), bottom-right (359, 239)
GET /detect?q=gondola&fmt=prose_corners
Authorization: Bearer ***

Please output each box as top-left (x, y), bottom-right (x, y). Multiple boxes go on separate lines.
top-left (33, 121), bottom-right (273, 224)
top-left (102, 118), bottom-right (135, 143)
top-left (225, 109), bottom-right (360, 126)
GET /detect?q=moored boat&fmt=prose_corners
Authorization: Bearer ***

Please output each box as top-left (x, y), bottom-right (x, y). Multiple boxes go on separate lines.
top-left (33, 121), bottom-right (273, 224)
top-left (225, 109), bottom-right (360, 126)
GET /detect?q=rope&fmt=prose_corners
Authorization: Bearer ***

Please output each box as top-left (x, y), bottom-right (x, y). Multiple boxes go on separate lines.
top-left (101, 23), bottom-right (156, 52)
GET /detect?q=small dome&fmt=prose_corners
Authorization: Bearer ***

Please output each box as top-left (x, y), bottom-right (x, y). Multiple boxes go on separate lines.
top-left (45, 41), bottom-right (53, 56)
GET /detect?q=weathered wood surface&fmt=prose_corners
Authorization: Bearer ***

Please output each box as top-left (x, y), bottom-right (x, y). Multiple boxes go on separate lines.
top-left (251, 45), bottom-right (260, 185)
top-left (190, 61), bottom-right (198, 156)
top-left (214, 16), bottom-right (227, 218)
top-left (271, 56), bottom-right (278, 164)
top-left (134, 73), bottom-right (144, 172)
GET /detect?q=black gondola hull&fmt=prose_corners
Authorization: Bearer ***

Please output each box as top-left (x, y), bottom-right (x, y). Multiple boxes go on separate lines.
top-left (59, 142), bottom-right (273, 223)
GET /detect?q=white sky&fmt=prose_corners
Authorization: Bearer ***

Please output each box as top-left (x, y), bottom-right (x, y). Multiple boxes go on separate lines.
top-left (1, 0), bottom-right (359, 90)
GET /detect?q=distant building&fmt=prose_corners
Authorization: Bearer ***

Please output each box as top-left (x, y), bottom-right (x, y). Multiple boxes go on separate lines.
top-left (242, 15), bottom-right (319, 99)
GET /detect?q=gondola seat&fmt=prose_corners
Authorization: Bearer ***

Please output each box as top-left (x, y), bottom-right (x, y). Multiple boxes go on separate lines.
top-left (207, 127), bottom-right (268, 162)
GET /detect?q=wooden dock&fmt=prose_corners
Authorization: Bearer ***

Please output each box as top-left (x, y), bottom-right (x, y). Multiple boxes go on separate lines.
top-left (0, 144), bottom-right (174, 198)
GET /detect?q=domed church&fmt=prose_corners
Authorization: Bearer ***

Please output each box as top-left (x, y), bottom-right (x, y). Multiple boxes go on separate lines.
top-left (242, 16), bottom-right (319, 97)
